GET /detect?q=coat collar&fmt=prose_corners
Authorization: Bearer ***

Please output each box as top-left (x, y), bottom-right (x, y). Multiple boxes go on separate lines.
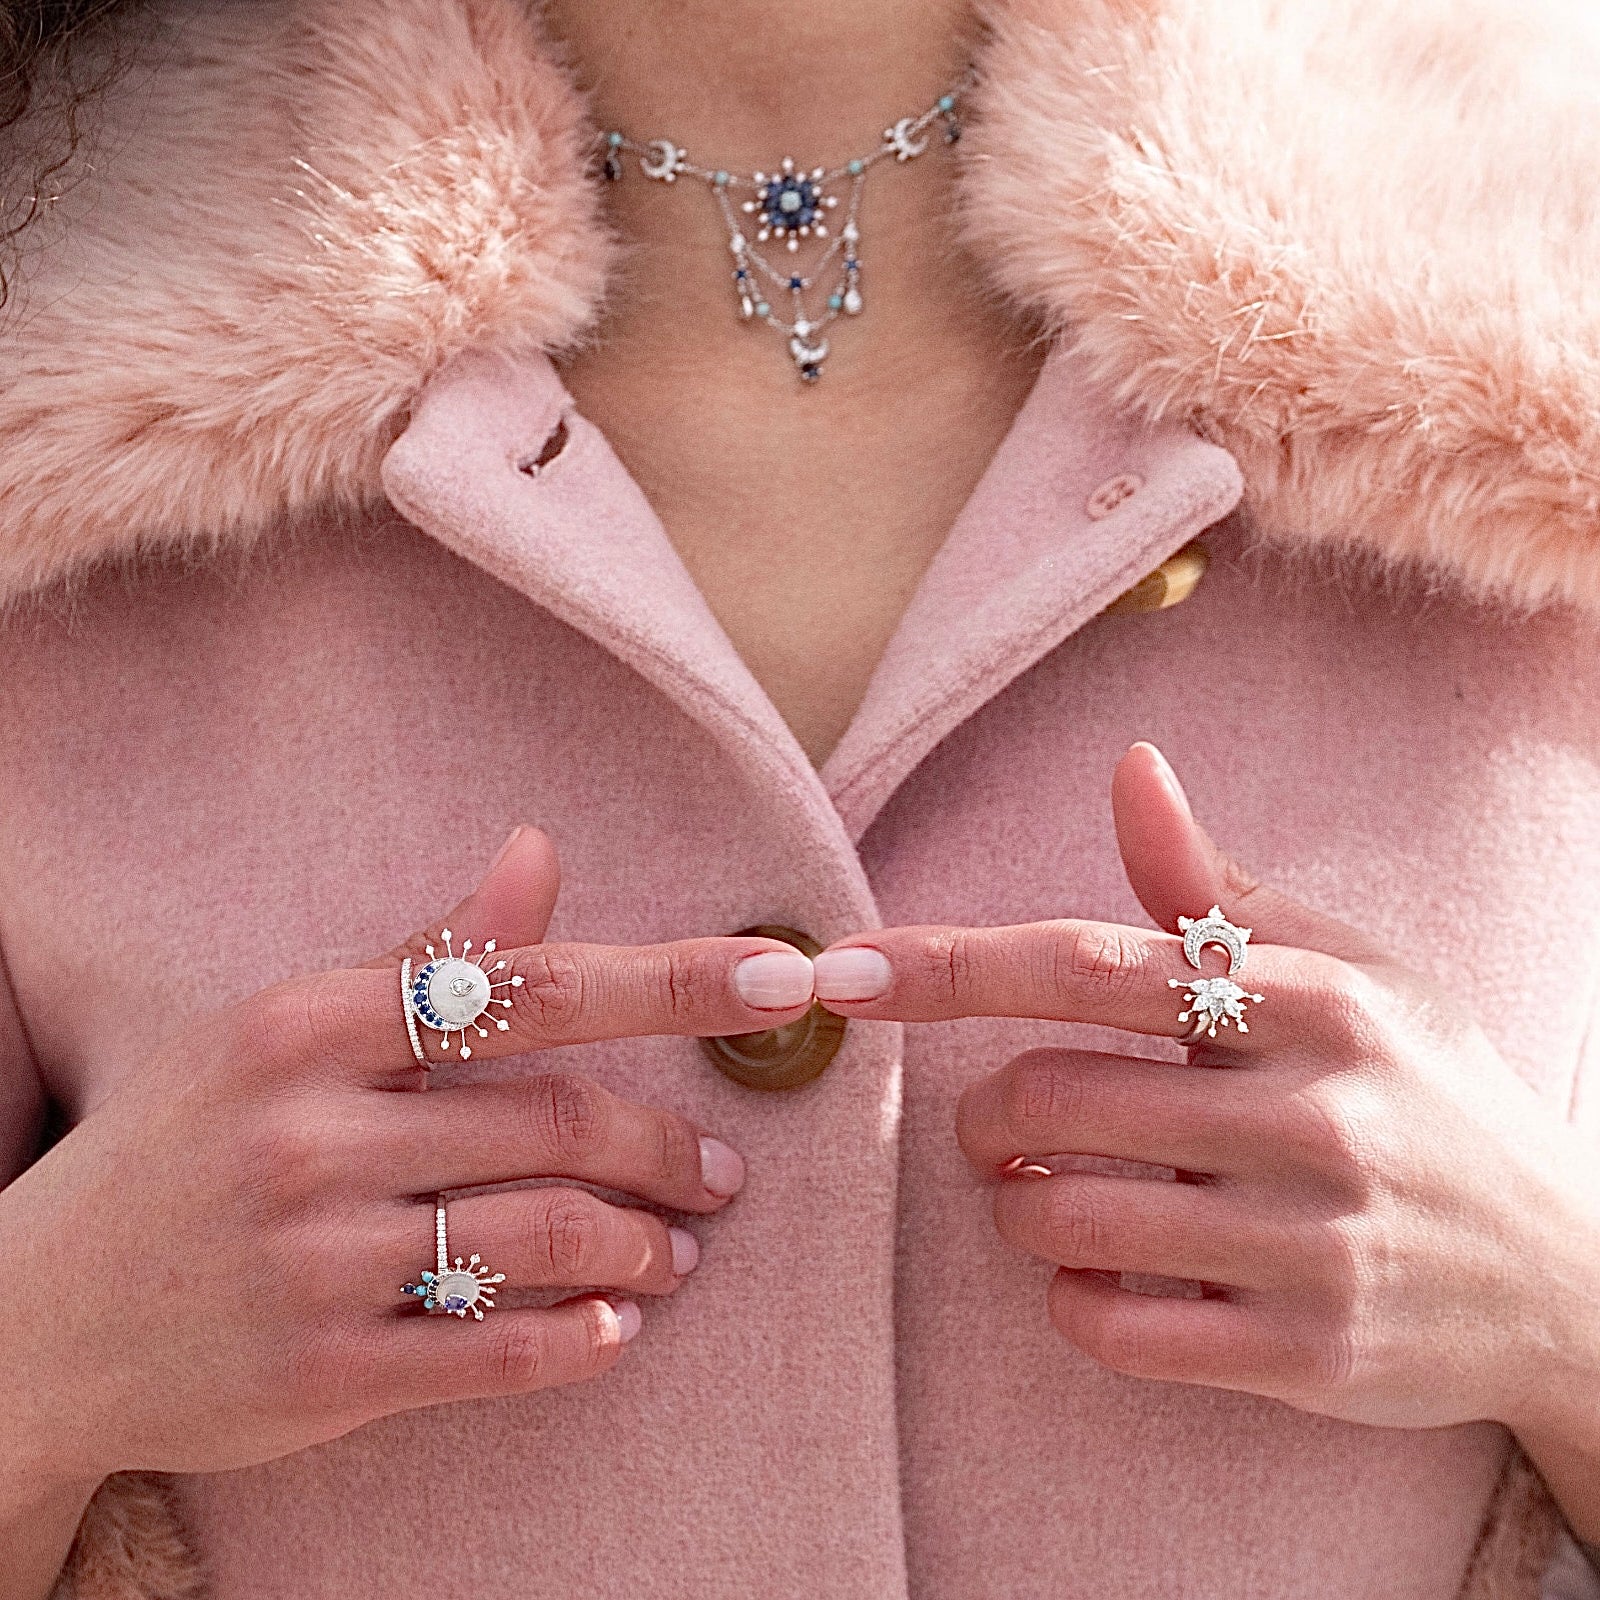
top-left (4, 0), bottom-right (1600, 617)
top-left (383, 341), bottom-right (1241, 838)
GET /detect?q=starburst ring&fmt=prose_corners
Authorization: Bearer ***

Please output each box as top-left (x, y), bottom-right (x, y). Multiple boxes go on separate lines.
top-left (401, 1201), bottom-right (507, 1320)
top-left (400, 927), bottom-right (526, 1066)
top-left (1169, 905), bottom-right (1264, 1043)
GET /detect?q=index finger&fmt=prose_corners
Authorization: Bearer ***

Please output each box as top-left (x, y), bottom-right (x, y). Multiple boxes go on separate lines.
top-left (812, 920), bottom-right (1313, 1048)
top-left (252, 933), bottom-right (817, 1079)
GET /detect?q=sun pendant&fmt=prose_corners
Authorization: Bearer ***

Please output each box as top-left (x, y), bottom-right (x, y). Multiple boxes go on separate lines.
top-left (743, 157), bottom-right (839, 252)
top-left (402, 1256), bottom-right (507, 1319)
top-left (406, 928), bottom-right (525, 1061)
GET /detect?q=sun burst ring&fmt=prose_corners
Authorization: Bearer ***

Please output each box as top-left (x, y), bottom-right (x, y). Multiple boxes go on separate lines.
top-left (398, 927), bottom-right (526, 1065)
top-left (400, 1200), bottom-right (507, 1320)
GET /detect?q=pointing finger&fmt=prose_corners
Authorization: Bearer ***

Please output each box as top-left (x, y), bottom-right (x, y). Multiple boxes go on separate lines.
top-left (812, 920), bottom-right (1319, 1049)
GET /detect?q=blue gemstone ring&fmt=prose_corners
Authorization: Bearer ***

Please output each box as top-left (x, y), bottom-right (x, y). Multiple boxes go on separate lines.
top-left (401, 1201), bottom-right (506, 1321)
top-left (399, 928), bottom-right (525, 1067)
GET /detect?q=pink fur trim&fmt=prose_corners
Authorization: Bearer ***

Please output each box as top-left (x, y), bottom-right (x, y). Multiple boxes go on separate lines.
top-left (963, 0), bottom-right (1600, 617)
top-left (7, 0), bottom-right (1600, 613)
top-left (54, 1473), bottom-right (203, 1600)
top-left (1457, 1449), bottom-right (1566, 1600)
top-left (0, 0), bottom-right (610, 604)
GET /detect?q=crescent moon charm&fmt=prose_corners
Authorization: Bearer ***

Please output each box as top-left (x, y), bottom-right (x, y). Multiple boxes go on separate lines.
top-left (885, 117), bottom-right (929, 161)
top-left (1178, 905), bottom-right (1252, 975)
top-left (640, 139), bottom-right (685, 181)
top-left (789, 332), bottom-right (830, 364)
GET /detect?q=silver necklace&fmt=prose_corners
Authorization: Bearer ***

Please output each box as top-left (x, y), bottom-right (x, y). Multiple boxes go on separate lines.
top-left (600, 70), bottom-right (973, 384)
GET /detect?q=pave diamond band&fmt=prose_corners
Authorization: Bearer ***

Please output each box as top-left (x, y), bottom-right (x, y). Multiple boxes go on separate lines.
top-left (401, 1201), bottom-right (506, 1320)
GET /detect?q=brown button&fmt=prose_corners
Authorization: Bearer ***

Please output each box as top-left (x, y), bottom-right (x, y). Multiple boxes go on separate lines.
top-left (702, 926), bottom-right (846, 1091)
top-left (1103, 540), bottom-right (1211, 616)
top-left (1086, 472), bottom-right (1144, 519)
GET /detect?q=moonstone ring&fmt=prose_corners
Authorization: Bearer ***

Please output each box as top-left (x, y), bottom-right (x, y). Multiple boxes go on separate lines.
top-left (400, 927), bottom-right (525, 1066)
top-left (1168, 904), bottom-right (1265, 1043)
top-left (401, 1201), bottom-right (506, 1319)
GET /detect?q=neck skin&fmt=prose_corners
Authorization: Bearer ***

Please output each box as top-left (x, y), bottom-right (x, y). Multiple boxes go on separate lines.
top-left (544, 1), bottom-right (978, 162)
top-left (540, 0), bottom-right (1043, 766)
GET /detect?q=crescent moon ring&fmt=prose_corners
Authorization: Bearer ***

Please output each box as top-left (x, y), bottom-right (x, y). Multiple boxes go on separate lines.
top-left (640, 139), bottom-right (682, 181)
top-left (1180, 908), bottom-right (1251, 975)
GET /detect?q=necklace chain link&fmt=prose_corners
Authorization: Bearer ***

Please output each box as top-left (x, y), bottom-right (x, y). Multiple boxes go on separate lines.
top-left (598, 68), bottom-right (976, 384)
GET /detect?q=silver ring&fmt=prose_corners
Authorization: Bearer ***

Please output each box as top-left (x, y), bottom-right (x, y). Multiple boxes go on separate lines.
top-left (401, 1200), bottom-right (506, 1319)
top-left (1168, 904), bottom-right (1264, 1041)
top-left (401, 928), bottom-right (525, 1064)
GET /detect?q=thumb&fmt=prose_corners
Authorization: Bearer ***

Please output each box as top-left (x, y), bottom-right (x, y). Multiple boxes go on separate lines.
top-left (1112, 742), bottom-right (1385, 966)
top-left (363, 825), bottom-right (562, 972)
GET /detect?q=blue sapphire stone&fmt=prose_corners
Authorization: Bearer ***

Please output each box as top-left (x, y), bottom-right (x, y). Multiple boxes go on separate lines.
top-left (763, 177), bottom-right (816, 231)
top-left (788, 275), bottom-right (804, 291)
top-left (444, 1295), bottom-right (469, 1311)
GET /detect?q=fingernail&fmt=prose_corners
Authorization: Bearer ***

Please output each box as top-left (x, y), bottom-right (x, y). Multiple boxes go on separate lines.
top-left (732, 948), bottom-right (814, 1010)
top-left (1142, 742), bottom-right (1193, 821)
top-left (615, 1300), bottom-right (642, 1343)
top-left (488, 825), bottom-right (523, 871)
top-left (812, 946), bottom-right (892, 1003)
top-left (668, 1227), bottom-right (700, 1276)
top-left (699, 1136), bottom-right (746, 1198)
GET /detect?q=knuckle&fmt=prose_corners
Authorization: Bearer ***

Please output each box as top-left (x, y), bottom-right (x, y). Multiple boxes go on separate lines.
top-left (1280, 1320), bottom-right (1361, 1399)
top-left (653, 948), bottom-right (706, 1026)
top-left (923, 929), bottom-right (976, 1006)
top-left (235, 1103), bottom-right (338, 1218)
top-left (511, 947), bottom-right (588, 1038)
top-left (1048, 922), bottom-right (1147, 1001)
top-left (1077, 1302), bottom-right (1156, 1376)
top-left (1041, 1180), bottom-right (1111, 1264)
top-left (1276, 1078), bottom-right (1387, 1196)
top-left (289, 1324), bottom-right (383, 1420)
top-left (652, 1112), bottom-right (700, 1190)
top-left (1302, 954), bottom-right (1384, 1054)
top-left (522, 1072), bottom-right (606, 1164)
top-left (531, 1190), bottom-right (598, 1280)
top-left (492, 1320), bottom-right (550, 1390)
top-left (1005, 1053), bottom-right (1084, 1133)
top-left (233, 982), bottom-right (318, 1074)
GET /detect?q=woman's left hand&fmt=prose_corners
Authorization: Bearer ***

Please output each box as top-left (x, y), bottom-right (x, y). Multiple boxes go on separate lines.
top-left (811, 742), bottom-right (1600, 1439)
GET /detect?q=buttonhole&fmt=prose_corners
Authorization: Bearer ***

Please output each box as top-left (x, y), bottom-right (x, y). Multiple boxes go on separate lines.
top-left (516, 415), bottom-right (570, 477)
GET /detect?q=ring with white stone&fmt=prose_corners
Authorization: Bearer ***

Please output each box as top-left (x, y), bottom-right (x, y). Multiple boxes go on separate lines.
top-left (400, 927), bottom-right (525, 1065)
top-left (1167, 904), bottom-right (1264, 1042)
top-left (401, 1201), bottom-right (506, 1319)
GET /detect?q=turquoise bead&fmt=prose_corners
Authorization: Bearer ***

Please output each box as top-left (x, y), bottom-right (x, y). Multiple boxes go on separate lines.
top-left (755, 301), bottom-right (770, 318)
top-left (938, 95), bottom-right (955, 111)
top-left (828, 293), bottom-right (843, 311)
top-left (848, 159), bottom-right (864, 176)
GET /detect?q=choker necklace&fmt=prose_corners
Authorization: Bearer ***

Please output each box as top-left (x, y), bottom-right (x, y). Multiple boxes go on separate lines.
top-left (599, 70), bottom-right (974, 384)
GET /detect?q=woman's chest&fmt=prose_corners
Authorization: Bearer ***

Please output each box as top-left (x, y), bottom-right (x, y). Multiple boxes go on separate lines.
top-left (2, 517), bottom-right (1597, 1120)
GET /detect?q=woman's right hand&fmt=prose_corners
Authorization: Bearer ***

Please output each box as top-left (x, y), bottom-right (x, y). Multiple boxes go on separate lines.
top-left (0, 826), bottom-right (817, 1493)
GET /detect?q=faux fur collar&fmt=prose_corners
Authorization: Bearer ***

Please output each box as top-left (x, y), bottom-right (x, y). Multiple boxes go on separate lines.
top-left (5, 0), bottom-right (1600, 616)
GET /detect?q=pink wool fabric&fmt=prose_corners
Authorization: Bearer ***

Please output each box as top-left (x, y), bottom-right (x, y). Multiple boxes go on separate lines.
top-left (2, 1), bottom-right (1599, 1597)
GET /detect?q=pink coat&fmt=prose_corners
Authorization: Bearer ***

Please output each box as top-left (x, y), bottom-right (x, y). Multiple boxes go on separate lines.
top-left (5, 1), bottom-right (1600, 1596)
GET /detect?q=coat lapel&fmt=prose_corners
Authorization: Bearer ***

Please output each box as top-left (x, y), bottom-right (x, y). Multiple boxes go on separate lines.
top-left (820, 344), bottom-right (1242, 838)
